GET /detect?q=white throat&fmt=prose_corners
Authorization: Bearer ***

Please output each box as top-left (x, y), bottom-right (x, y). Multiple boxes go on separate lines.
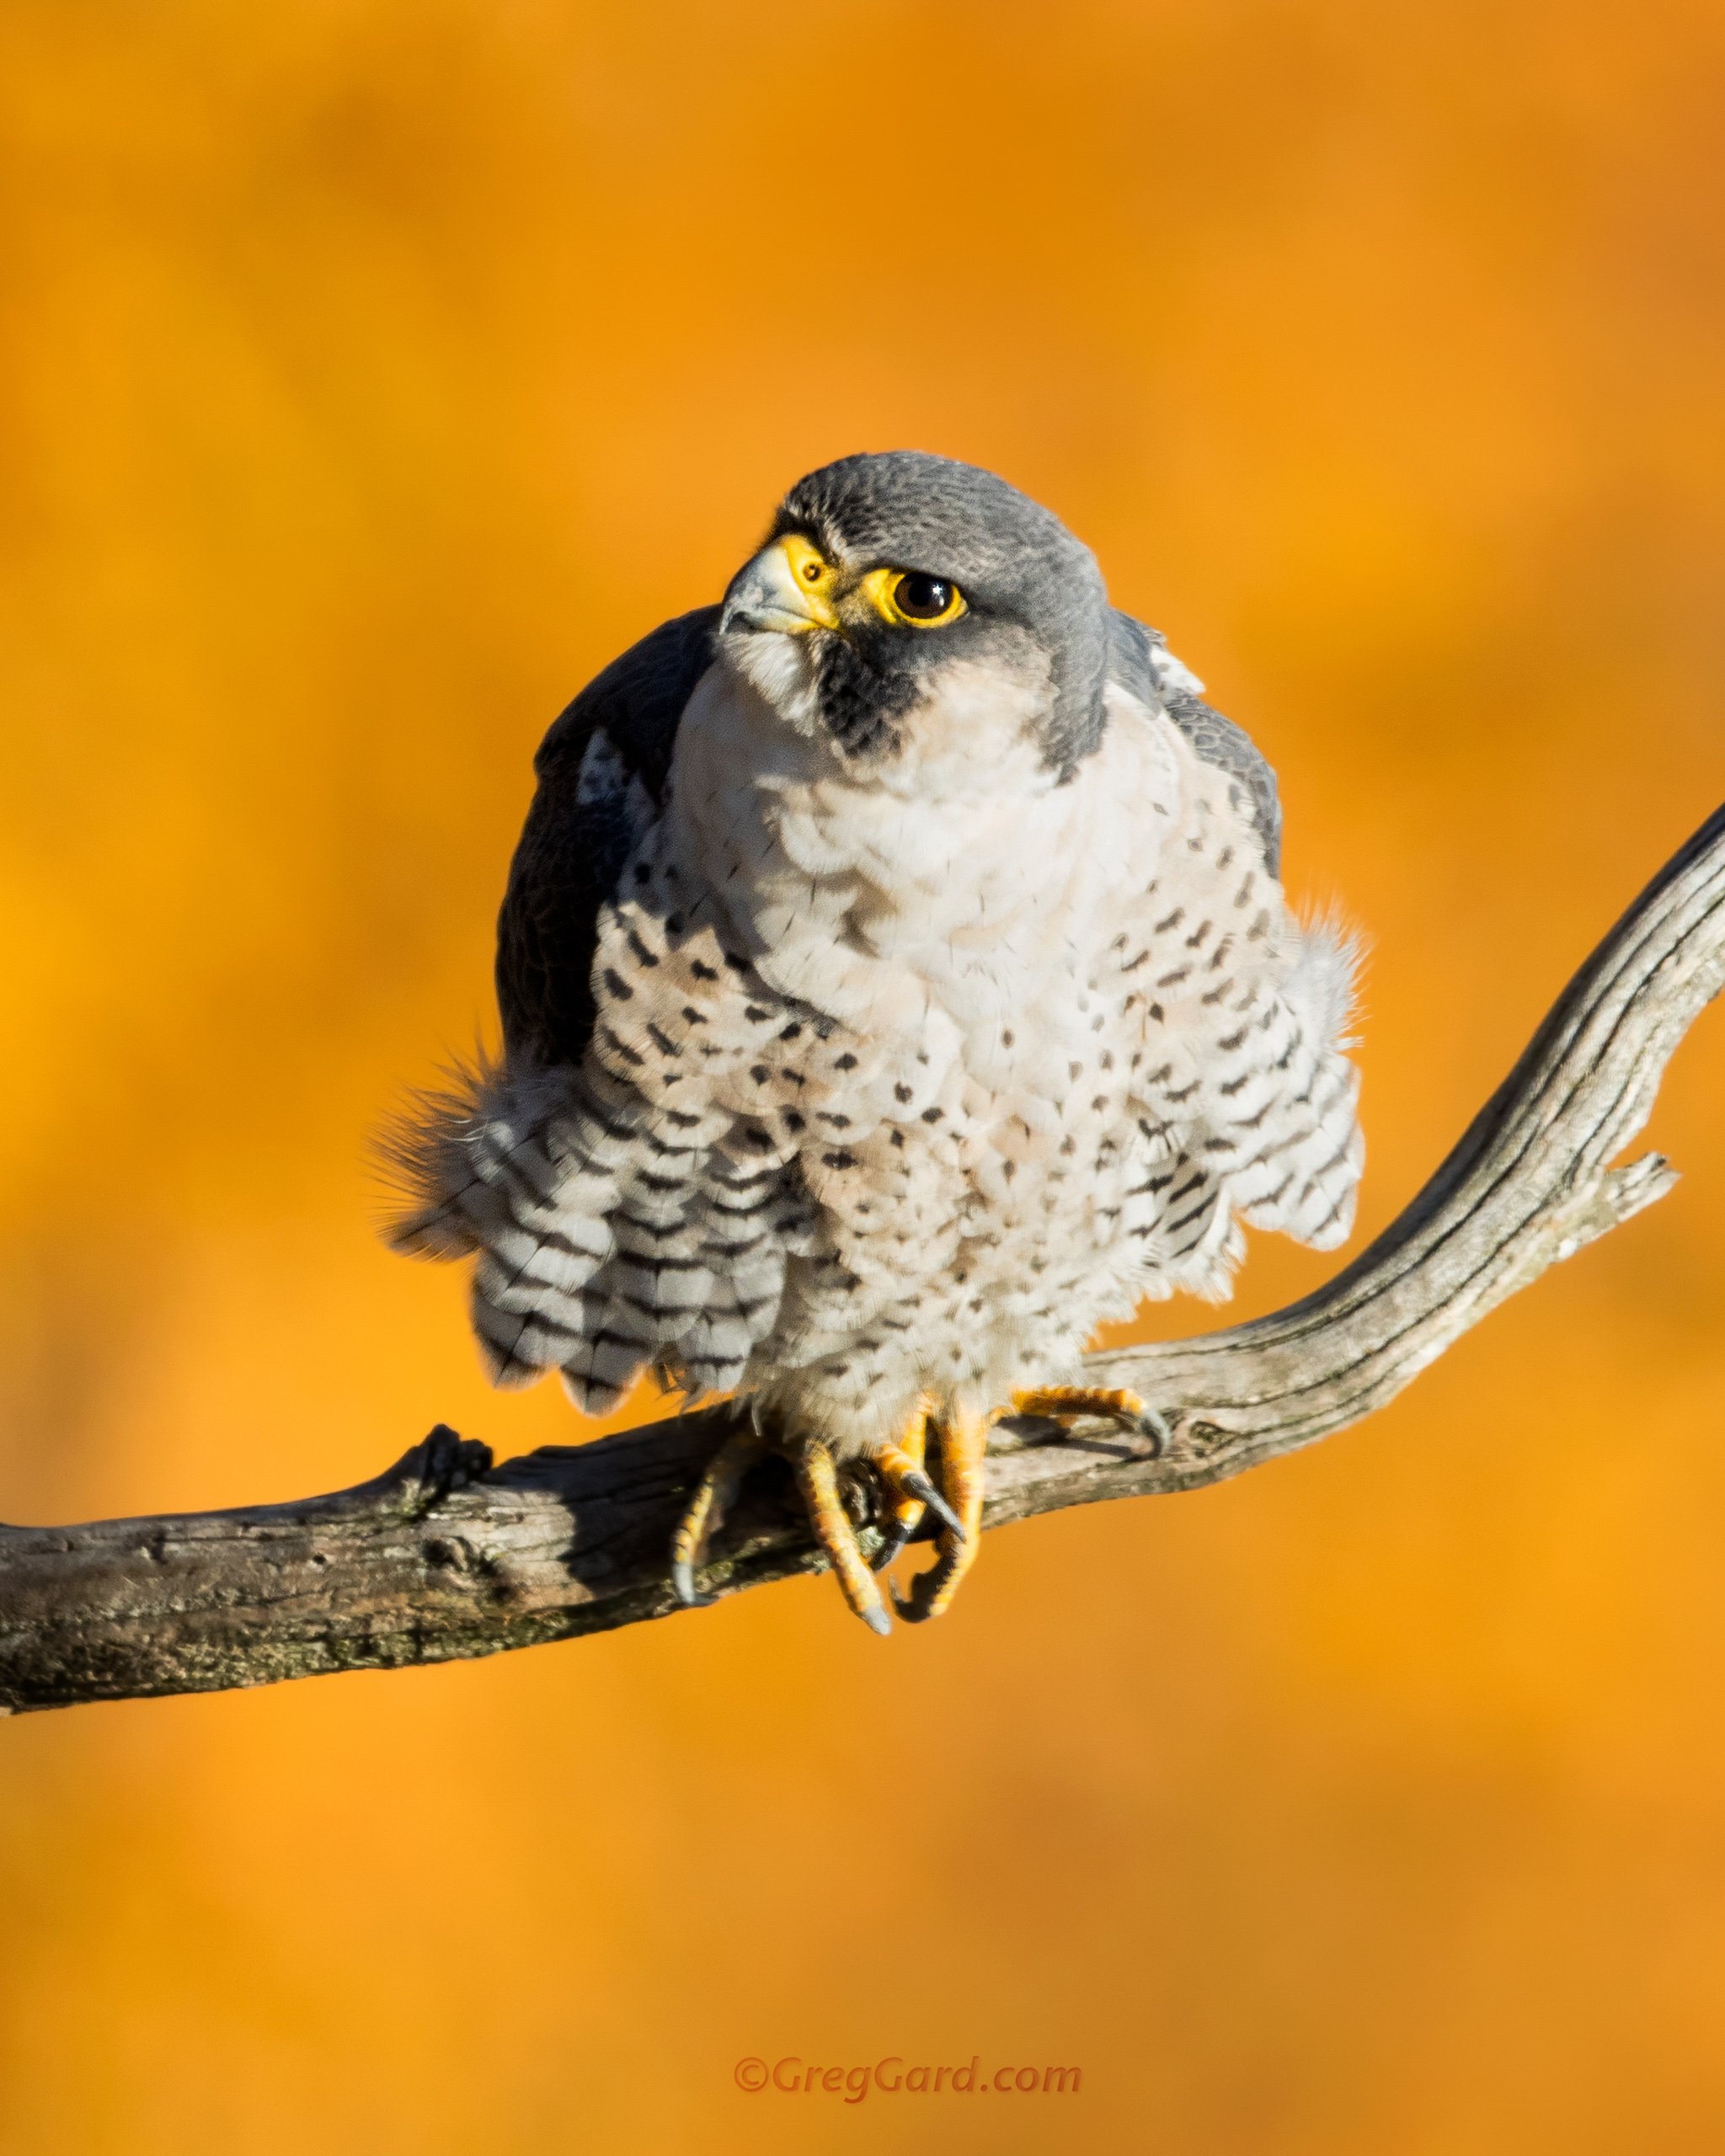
top-left (662, 659), bottom-right (1176, 1036)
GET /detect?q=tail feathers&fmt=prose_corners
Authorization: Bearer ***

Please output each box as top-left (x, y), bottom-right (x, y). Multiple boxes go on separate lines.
top-left (376, 1053), bottom-right (588, 1262)
top-left (378, 1054), bottom-right (759, 1410)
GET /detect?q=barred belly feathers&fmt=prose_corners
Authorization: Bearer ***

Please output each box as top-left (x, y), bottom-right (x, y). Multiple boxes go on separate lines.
top-left (387, 451), bottom-right (1363, 1631)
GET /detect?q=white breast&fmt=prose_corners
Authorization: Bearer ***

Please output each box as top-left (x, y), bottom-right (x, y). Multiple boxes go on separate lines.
top-left (451, 655), bottom-right (1361, 1449)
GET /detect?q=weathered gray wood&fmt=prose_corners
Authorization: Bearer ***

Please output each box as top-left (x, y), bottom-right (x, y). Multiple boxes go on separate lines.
top-left (4, 803), bottom-right (1723, 1716)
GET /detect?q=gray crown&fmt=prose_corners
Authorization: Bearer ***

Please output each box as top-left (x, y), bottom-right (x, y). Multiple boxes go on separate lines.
top-left (768, 450), bottom-right (1114, 778)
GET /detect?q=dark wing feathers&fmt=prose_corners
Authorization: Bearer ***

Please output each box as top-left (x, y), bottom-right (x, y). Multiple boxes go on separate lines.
top-left (1108, 609), bottom-right (1282, 878)
top-left (495, 605), bottom-right (719, 1066)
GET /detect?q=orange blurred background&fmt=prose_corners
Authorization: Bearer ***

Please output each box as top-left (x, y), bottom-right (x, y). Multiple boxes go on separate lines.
top-left (3, 2), bottom-right (1725, 2149)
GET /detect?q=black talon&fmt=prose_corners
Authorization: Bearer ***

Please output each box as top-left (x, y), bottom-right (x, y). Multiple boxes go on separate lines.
top-left (900, 1469), bottom-right (967, 1542)
top-left (1135, 1409), bottom-right (1172, 1457)
top-left (671, 1559), bottom-right (715, 1609)
top-left (872, 1527), bottom-right (911, 1574)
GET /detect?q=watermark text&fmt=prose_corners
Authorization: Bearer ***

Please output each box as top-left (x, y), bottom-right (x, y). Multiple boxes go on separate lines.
top-left (734, 2057), bottom-right (1080, 2102)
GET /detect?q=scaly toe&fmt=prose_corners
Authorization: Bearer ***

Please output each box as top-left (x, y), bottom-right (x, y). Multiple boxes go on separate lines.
top-left (668, 1426), bottom-right (765, 1610)
top-left (1011, 1385), bottom-right (1168, 1451)
top-left (796, 1438), bottom-right (894, 1636)
top-left (887, 1406), bottom-right (986, 1624)
top-left (890, 1550), bottom-right (956, 1625)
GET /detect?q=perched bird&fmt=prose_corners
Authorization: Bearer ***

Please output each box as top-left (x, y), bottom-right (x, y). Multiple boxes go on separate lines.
top-left (387, 451), bottom-right (1363, 1633)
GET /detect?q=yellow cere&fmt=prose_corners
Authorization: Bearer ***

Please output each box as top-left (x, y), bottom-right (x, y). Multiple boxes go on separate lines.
top-left (776, 531), bottom-right (841, 628)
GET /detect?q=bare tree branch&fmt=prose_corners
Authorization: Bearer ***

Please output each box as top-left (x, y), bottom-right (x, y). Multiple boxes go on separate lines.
top-left (4, 803), bottom-right (1723, 1716)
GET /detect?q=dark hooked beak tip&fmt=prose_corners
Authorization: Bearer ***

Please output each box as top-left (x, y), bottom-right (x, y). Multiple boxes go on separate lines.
top-left (719, 598), bottom-right (779, 637)
top-left (720, 595), bottom-right (822, 639)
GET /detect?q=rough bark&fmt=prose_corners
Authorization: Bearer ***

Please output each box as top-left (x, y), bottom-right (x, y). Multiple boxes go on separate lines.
top-left (4, 803), bottom-right (1723, 1716)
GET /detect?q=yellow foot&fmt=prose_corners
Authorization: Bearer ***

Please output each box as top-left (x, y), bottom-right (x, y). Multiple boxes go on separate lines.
top-left (670, 1426), bottom-right (766, 1608)
top-left (670, 1386), bottom-right (1169, 1632)
top-left (868, 1394), bottom-right (967, 1574)
top-left (1008, 1385), bottom-right (1171, 1454)
top-left (669, 1399), bottom-right (976, 1636)
top-left (796, 1438), bottom-right (894, 1635)
top-left (891, 1405), bottom-right (987, 1625)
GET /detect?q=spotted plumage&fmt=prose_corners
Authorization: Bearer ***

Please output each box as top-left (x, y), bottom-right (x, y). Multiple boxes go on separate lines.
top-left (387, 451), bottom-right (1363, 1630)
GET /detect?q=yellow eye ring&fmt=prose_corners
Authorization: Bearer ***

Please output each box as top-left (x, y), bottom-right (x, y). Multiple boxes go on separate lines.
top-left (862, 566), bottom-right (967, 629)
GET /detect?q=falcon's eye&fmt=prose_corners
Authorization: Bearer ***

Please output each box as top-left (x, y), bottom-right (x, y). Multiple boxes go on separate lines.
top-left (858, 564), bottom-right (969, 628)
top-left (893, 574), bottom-right (953, 619)
top-left (888, 572), bottom-right (965, 627)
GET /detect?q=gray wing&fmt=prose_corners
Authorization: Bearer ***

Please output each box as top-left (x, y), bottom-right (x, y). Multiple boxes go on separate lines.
top-left (1108, 610), bottom-right (1283, 878)
top-left (496, 605), bottom-right (720, 1066)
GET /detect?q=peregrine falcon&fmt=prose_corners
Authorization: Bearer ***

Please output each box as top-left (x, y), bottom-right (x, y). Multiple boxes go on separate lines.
top-left (388, 451), bottom-right (1363, 1633)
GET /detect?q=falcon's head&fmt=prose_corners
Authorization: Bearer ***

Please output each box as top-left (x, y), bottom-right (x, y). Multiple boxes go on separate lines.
top-left (717, 451), bottom-right (1113, 782)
